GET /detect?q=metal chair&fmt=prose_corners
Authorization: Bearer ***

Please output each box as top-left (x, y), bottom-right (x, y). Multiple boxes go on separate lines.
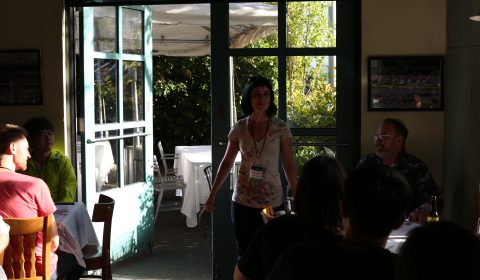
top-left (197, 166), bottom-right (213, 232)
top-left (157, 141), bottom-right (179, 176)
top-left (3, 214), bottom-right (53, 280)
top-left (153, 155), bottom-right (186, 223)
top-left (203, 165), bottom-right (212, 191)
top-left (81, 194), bottom-right (115, 280)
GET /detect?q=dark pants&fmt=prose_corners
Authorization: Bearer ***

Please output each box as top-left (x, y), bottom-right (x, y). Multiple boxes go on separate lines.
top-left (55, 250), bottom-right (84, 280)
top-left (231, 201), bottom-right (283, 258)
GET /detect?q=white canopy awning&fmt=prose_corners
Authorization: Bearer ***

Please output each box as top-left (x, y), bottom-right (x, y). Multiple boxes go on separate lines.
top-left (152, 3), bottom-right (278, 56)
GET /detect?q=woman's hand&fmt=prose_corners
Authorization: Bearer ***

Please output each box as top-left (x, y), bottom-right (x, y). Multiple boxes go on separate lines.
top-left (204, 195), bottom-right (216, 213)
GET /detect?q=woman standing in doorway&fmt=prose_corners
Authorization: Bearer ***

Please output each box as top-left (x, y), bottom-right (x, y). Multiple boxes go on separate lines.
top-left (204, 76), bottom-right (297, 258)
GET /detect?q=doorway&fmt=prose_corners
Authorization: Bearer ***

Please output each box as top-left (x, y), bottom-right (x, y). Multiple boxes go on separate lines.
top-left (69, 1), bottom-right (360, 279)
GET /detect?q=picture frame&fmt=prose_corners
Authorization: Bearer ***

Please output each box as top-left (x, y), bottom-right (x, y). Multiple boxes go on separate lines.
top-left (0, 50), bottom-right (42, 105)
top-left (368, 56), bottom-right (444, 111)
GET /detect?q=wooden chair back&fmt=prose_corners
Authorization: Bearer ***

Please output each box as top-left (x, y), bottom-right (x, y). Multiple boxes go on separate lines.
top-left (82, 194), bottom-right (115, 280)
top-left (2, 215), bottom-right (53, 280)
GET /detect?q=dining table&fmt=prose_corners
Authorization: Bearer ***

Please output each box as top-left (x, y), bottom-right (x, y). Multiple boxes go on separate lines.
top-left (385, 221), bottom-right (420, 253)
top-left (54, 202), bottom-right (99, 268)
top-left (174, 145), bottom-right (240, 227)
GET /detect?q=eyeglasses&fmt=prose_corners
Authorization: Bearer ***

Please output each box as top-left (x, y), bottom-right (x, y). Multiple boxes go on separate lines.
top-left (39, 131), bottom-right (54, 138)
top-left (372, 133), bottom-right (393, 141)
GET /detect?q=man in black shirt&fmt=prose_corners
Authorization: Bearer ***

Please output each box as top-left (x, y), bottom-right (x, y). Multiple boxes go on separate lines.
top-left (356, 118), bottom-right (440, 223)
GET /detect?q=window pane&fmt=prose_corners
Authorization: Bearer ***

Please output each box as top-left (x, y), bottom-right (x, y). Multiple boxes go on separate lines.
top-left (123, 61), bottom-right (144, 121)
top-left (124, 130), bottom-right (145, 185)
top-left (95, 130), bottom-right (119, 192)
top-left (287, 1), bottom-right (336, 48)
top-left (231, 56), bottom-right (278, 124)
top-left (94, 59), bottom-right (118, 124)
top-left (287, 56), bottom-right (336, 128)
top-left (94, 7), bottom-right (117, 53)
top-left (229, 2), bottom-right (278, 49)
top-left (293, 135), bottom-right (337, 171)
top-left (123, 8), bottom-right (143, 55)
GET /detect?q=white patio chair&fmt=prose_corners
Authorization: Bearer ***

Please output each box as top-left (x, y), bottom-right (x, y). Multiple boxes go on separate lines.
top-left (153, 155), bottom-right (186, 224)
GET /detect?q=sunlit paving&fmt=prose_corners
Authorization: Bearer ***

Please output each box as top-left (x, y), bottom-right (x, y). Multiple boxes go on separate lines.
top-left (111, 200), bottom-right (211, 280)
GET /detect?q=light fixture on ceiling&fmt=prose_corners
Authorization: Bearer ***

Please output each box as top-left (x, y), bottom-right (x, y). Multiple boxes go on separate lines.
top-left (470, 10), bottom-right (480, 21)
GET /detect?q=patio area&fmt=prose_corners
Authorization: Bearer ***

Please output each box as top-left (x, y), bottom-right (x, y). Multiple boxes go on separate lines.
top-left (111, 196), bottom-right (212, 280)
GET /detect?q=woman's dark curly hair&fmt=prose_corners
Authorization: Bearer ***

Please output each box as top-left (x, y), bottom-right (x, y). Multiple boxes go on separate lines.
top-left (240, 76), bottom-right (277, 117)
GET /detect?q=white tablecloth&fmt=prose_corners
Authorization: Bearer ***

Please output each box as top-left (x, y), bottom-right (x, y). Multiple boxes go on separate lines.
top-left (54, 202), bottom-right (99, 268)
top-left (385, 222), bottom-right (420, 253)
top-left (95, 141), bottom-right (115, 191)
top-left (174, 145), bottom-right (240, 227)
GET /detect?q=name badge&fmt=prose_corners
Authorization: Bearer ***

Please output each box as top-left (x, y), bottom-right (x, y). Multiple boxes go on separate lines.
top-left (249, 162), bottom-right (265, 185)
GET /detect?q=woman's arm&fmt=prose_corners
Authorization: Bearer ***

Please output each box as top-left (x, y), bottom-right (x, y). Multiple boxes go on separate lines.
top-left (280, 137), bottom-right (297, 193)
top-left (204, 139), bottom-right (239, 212)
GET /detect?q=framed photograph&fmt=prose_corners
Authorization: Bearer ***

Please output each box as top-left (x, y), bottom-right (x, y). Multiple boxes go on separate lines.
top-left (0, 50), bottom-right (42, 105)
top-left (368, 56), bottom-right (444, 111)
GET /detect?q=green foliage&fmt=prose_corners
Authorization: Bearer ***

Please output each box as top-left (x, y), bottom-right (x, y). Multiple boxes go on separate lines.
top-left (152, 2), bottom-right (337, 167)
top-left (287, 2), bottom-right (335, 48)
top-left (152, 56), bottom-right (211, 155)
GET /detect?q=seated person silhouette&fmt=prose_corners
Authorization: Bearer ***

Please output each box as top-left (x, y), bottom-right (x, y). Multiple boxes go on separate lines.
top-left (234, 155), bottom-right (346, 280)
top-left (396, 220), bottom-right (480, 280)
top-left (266, 164), bottom-right (412, 280)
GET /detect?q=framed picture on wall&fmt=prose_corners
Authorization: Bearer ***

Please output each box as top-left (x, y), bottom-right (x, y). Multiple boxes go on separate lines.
top-left (368, 56), bottom-right (444, 111)
top-left (0, 50), bottom-right (42, 105)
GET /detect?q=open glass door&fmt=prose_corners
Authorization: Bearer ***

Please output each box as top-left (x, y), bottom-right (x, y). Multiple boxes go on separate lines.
top-left (81, 5), bottom-right (154, 261)
top-left (211, 2), bottom-right (359, 278)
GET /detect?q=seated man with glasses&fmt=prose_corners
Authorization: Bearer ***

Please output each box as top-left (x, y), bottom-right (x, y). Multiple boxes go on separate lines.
top-left (356, 118), bottom-right (440, 224)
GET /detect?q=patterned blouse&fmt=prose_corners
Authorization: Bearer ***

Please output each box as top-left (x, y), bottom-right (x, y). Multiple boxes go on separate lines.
top-left (229, 116), bottom-right (292, 208)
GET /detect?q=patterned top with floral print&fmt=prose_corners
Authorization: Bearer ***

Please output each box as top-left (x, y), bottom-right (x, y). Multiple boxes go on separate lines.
top-left (229, 116), bottom-right (292, 208)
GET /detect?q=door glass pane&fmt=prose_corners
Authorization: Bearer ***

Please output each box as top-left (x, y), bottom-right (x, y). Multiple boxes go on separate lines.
top-left (293, 135), bottom-right (337, 171)
top-left (231, 56), bottom-right (278, 124)
top-left (123, 8), bottom-right (143, 55)
top-left (123, 61), bottom-right (144, 121)
top-left (124, 129), bottom-right (145, 185)
top-left (287, 1), bottom-right (336, 48)
top-left (287, 55), bottom-right (336, 128)
top-left (94, 7), bottom-right (117, 53)
top-left (94, 59), bottom-right (118, 124)
top-left (229, 2), bottom-right (278, 49)
top-left (95, 130), bottom-right (119, 192)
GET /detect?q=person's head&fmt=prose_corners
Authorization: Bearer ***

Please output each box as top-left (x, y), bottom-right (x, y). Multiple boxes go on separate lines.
top-left (0, 124), bottom-right (31, 171)
top-left (294, 155), bottom-right (346, 232)
top-left (373, 118), bottom-right (408, 159)
top-left (240, 76), bottom-right (277, 117)
top-left (23, 117), bottom-right (55, 153)
top-left (397, 221), bottom-right (480, 280)
top-left (343, 164), bottom-right (411, 238)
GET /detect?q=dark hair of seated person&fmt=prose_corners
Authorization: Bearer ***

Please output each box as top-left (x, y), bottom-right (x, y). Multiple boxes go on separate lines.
top-left (234, 155), bottom-right (346, 280)
top-left (294, 155), bottom-right (346, 234)
top-left (396, 220), bottom-right (480, 280)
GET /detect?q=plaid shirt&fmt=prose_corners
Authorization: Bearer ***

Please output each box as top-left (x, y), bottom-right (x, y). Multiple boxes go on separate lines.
top-left (356, 152), bottom-right (440, 214)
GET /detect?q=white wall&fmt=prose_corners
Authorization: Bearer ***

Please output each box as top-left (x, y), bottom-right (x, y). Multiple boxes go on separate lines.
top-left (0, 0), bottom-right (69, 155)
top-left (361, 0), bottom-right (446, 188)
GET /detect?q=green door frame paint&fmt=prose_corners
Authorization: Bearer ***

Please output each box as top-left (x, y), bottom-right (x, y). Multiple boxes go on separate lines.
top-left (70, 1), bottom-right (360, 277)
top-left (81, 5), bottom-right (154, 262)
